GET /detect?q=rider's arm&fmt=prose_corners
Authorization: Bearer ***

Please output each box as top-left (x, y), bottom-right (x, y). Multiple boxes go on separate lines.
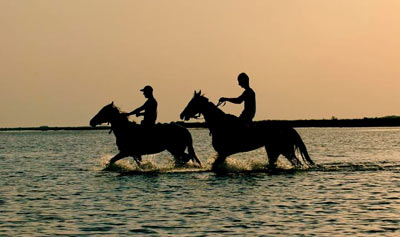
top-left (128, 103), bottom-right (146, 115)
top-left (224, 93), bottom-right (245, 104)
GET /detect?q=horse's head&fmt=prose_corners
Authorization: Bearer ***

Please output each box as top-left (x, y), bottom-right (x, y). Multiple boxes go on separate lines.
top-left (90, 102), bottom-right (120, 127)
top-left (180, 90), bottom-right (209, 121)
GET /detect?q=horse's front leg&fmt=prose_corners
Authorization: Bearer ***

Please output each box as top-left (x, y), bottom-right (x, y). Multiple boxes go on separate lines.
top-left (132, 155), bottom-right (142, 166)
top-left (211, 154), bottom-right (227, 172)
top-left (265, 147), bottom-right (279, 170)
top-left (107, 152), bottom-right (127, 167)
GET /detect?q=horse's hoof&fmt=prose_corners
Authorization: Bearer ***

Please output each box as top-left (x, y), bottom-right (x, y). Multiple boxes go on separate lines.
top-left (211, 164), bottom-right (224, 172)
top-left (174, 163), bottom-right (185, 169)
top-left (196, 161), bottom-right (203, 168)
top-left (134, 161), bottom-right (141, 167)
top-left (103, 163), bottom-right (113, 171)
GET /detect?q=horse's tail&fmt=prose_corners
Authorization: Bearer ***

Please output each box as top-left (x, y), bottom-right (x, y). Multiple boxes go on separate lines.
top-left (188, 145), bottom-right (202, 167)
top-left (291, 128), bottom-right (315, 166)
top-left (187, 135), bottom-right (202, 167)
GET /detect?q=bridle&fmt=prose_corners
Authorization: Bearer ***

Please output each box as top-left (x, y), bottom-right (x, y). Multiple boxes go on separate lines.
top-left (191, 100), bottom-right (225, 120)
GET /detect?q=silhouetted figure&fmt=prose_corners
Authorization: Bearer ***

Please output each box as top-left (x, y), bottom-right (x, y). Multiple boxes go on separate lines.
top-left (125, 85), bottom-right (157, 126)
top-left (218, 73), bottom-right (256, 124)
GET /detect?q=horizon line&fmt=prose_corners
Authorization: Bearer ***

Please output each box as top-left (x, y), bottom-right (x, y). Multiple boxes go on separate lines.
top-left (1, 116), bottom-right (400, 130)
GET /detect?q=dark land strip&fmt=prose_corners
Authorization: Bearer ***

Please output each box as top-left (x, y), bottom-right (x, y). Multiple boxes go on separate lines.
top-left (1, 116), bottom-right (400, 131)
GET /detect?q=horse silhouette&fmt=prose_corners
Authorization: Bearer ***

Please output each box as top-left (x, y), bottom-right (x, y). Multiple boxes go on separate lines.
top-left (90, 102), bottom-right (202, 168)
top-left (180, 91), bottom-right (314, 171)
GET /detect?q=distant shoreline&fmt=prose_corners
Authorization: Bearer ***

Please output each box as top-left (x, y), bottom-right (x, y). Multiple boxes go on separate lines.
top-left (177, 116), bottom-right (400, 128)
top-left (1, 116), bottom-right (400, 131)
top-left (0, 126), bottom-right (111, 131)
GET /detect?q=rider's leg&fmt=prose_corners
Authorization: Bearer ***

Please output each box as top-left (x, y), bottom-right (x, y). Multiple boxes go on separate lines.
top-left (239, 114), bottom-right (252, 128)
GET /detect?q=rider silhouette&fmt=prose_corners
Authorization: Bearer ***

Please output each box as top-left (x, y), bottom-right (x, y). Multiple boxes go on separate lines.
top-left (218, 73), bottom-right (256, 124)
top-left (124, 85), bottom-right (158, 126)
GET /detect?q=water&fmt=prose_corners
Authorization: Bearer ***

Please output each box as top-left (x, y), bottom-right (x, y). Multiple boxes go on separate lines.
top-left (1, 127), bottom-right (400, 236)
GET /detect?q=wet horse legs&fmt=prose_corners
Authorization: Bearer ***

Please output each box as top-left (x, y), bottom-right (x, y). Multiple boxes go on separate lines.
top-left (266, 148), bottom-right (279, 169)
top-left (212, 154), bottom-right (227, 171)
top-left (107, 152), bottom-right (127, 167)
top-left (284, 153), bottom-right (303, 168)
top-left (132, 155), bottom-right (142, 166)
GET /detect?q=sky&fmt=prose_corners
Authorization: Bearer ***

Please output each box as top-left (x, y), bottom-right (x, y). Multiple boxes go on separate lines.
top-left (1, 0), bottom-right (399, 127)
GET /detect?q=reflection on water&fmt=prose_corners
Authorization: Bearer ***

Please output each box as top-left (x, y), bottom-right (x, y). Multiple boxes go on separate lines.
top-left (1, 128), bottom-right (400, 235)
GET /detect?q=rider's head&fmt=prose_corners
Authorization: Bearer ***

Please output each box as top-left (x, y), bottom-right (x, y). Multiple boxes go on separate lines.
top-left (140, 85), bottom-right (153, 98)
top-left (237, 73), bottom-right (249, 88)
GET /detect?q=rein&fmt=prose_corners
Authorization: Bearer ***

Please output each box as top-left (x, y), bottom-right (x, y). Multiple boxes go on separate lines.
top-left (216, 101), bottom-right (226, 107)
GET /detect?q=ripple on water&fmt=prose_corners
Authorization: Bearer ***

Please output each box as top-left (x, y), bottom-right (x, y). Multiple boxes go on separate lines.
top-left (1, 129), bottom-right (400, 236)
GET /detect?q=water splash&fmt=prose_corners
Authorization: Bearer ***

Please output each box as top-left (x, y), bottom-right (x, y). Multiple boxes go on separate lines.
top-left (98, 153), bottom-right (203, 173)
top-left (99, 154), bottom-right (139, 172)
top-left (97, 153), bottom-right (400, 174)
top-left (97, 152), bottom-right (304, 174)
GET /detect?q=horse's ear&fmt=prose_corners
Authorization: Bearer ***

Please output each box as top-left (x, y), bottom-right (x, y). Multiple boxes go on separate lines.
top-left (198, 90), bottom-right (202, 96)
top-left (111, 101), bottom-right (114, 106)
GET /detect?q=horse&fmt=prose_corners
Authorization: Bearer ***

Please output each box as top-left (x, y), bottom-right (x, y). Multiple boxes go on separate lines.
top-left (90, 102), bottom-right (202, 168)
top-left (180, 91), bottom-right (314, 171)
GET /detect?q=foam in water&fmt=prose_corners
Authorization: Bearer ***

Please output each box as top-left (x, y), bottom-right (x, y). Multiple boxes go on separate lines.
top-left (98, 153), bottom-right (201, 173)
top-left (99, 154), bottom-right (139, 172)
top-left (98, 152), bottom-right (312, 174)
top-left (202, 154), bottom-right (295, 172)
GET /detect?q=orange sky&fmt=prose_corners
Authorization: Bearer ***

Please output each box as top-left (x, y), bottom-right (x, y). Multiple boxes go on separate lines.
top-left (1, 1), bottom-right (399, 127)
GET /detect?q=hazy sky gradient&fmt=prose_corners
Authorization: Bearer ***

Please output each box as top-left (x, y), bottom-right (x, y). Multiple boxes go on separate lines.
top-left (1, 1), bottom-right (399, 127)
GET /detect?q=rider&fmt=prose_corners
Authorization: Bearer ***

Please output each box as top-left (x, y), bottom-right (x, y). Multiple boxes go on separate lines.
top-left (218, 72), bottom-right (256, 125)
top-left (125, 85), bottom-right (158, 126)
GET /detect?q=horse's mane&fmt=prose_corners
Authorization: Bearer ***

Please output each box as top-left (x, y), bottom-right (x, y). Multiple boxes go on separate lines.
top-left (110, 104), bottom-right (137, 125)
top-left (199, 95), bottom-right (227, 117)
top-left (197, 94), bottom-right (242, 129)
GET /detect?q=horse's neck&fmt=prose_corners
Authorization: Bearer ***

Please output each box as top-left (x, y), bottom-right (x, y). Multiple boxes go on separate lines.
top-left (202, 102), bottom-right (225, 130)
top-left (109, 115), bottom-right (134, 134)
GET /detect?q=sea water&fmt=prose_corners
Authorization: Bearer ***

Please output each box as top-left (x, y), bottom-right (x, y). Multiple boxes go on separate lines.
top-left (1, 128), bottom-right (400, 236)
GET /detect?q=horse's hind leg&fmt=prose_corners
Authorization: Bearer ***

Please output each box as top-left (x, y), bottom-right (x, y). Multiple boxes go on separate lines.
top-left (178, 153), bottom-right (191, 166)
top-left (174, 152), bottom-right (202, 168)
top-left (167, 147), bottom-right (188, 167)
top-left (284, 152), bottom-right (303, 168)
top-left (266, 147), bottom-right (279, 169)
top-left (191, 153), bottom-right (202, 167)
